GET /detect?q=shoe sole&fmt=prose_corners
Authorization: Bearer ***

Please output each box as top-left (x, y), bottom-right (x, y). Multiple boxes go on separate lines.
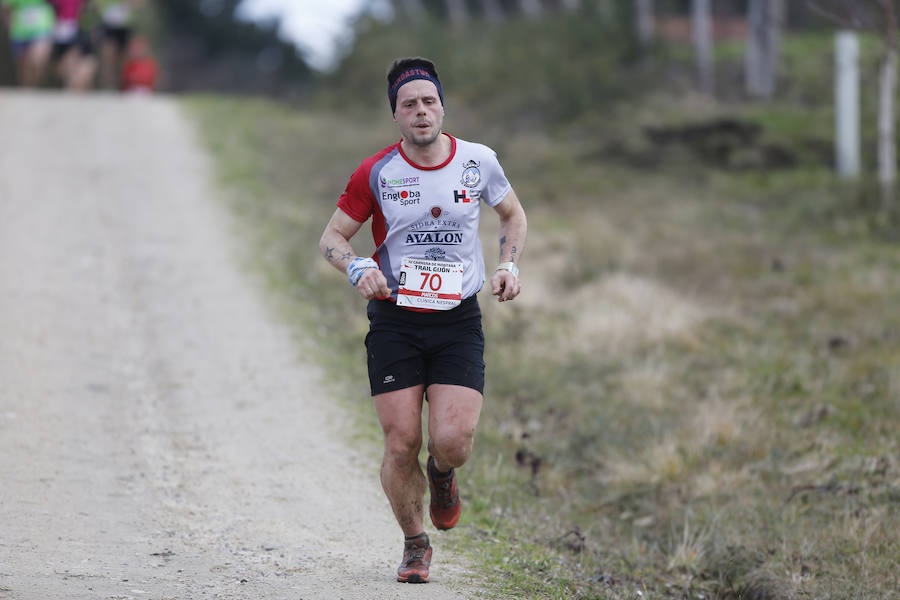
top-left (428, 502), bottom-right (462, 531)
top-left (430, 507), bottom-right (460, 530)
top-left (397, 574), bottom-right (429, 584)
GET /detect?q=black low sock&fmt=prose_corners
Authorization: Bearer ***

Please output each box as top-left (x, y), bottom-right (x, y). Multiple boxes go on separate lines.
top-left (428, 456), bottom-right (452, 478)
top-left (405, 532), bottom-right (429, 544)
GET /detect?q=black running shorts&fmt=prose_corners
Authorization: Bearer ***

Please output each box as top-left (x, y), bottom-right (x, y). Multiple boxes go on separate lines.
top-left (52, 30), bottom-right (94, 60)
top-left (102, 25), bottom-right (133, 51)
top-left (365, 296), bottom-right (485, 396)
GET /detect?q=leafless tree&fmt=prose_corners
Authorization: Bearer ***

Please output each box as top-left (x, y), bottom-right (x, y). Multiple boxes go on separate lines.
top-left (520, 0), bottom-right (543, 18)
top-left (692, 0), bottom-right (715, 95)
top-left (595, 0), bottom-right (615, 21)
top-left (482, 0), bottom-right (506, 23)
top-left (878, 1), bottom-right (898, 200)
top-left (745, 0), bottom-right (784, 99)
top-left (636, 0), bottom-right (655, 46)
top-left (393, 0), bottom-right (425, 22)
top-left (446, 0), bottom-right (468, 24)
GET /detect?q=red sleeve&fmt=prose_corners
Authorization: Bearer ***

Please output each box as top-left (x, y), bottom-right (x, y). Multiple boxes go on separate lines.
top-left (336, 162), bottom-right (374, 223)
top-left (336, 144), bottom-right (397, 223)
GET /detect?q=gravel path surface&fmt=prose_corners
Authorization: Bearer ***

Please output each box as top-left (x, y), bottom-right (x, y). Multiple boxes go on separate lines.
top-left (0, 91), bottom-right (472, 600)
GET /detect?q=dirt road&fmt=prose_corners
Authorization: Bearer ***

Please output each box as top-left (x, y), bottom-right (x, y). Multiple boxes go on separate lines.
top-left (0, 92), bottom-right (471, 600)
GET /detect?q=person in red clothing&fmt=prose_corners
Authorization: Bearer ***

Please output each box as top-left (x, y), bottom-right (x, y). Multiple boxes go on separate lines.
top-left (119, 34), bottom-right (156, 93)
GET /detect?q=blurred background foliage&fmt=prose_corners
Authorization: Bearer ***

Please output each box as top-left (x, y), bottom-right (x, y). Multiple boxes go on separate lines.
top-left (149, 0), bottom-right (314, 96)
top-left (4, 0), bottom-right (886, 174)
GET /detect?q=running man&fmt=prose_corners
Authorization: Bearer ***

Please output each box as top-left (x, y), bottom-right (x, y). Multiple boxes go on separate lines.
top-left (1, 0), bottom-right (55, 87)
top-left (319, 57), bottom-right (527, 584)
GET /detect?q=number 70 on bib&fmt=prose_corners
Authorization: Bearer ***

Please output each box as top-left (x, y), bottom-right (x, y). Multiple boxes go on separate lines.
top-left (396, 257), bottom-right (463, 310)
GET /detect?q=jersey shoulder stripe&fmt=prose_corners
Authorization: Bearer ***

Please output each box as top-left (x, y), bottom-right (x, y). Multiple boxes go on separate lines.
top-left (337, 143), bottom-right (400, 223)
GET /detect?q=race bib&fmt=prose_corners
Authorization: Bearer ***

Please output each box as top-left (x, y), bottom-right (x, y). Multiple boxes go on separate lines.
top-left (397, 257), bottom-right (463, 311)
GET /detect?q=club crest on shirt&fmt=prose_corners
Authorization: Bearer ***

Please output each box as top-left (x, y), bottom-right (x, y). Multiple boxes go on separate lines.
top-left (461, 160), bottom-right (481, 188)
top-left (425, 247), bottom-right (446, 260)
top-left (431, 206), bottom-right (442, 219)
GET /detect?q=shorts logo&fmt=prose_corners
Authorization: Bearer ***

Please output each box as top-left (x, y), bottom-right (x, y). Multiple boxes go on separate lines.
top-left (431, 206), bottom-right (442, 219)
top-left (461, 159), bottom-right (481, 188)
top-left (383, 375), bottom-right (395, 384)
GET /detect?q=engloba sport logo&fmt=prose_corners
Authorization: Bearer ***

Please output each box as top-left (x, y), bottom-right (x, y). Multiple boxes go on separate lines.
top-left (382, 189), bottom-right (421, 206)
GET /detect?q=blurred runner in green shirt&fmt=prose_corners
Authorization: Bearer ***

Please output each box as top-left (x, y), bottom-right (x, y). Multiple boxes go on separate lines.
top-left (1, 0), bottom-right (55, 86)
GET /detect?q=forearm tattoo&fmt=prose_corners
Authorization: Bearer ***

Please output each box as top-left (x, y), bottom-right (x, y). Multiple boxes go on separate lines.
top-left (499, 236), bottom-right (518, 263)
top-left (325, 246), bottom-right (355, 265)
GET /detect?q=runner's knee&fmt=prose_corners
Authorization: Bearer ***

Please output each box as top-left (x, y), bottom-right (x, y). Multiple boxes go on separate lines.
top-left (429, 432), bottom-right (474, 469)
top-left (383, 429), bottom-right (422, 464)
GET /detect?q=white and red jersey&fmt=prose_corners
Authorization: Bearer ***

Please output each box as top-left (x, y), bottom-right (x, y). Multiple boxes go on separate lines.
top-left (338, 134), bottom-right (511, 304)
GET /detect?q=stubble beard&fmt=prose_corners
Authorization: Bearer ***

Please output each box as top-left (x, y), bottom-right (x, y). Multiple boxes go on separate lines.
top-left (407, 127), bottom-right (441, 147)
top-left (404, 112), bottom-right (443, 148)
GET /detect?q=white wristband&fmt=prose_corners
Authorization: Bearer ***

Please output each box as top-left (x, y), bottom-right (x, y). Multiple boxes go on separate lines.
top-left (347, 257), bottom-right (378, 286)
top-left (495, 261), bottom-right (519, 278)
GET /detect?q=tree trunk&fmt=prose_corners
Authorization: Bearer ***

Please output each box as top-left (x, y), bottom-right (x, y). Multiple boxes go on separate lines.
top-left (636, 0), bottom-right (654, 46)
top-left (692, 0), bottom-right (714, 95)
top-left (520, 0), bottom-right (542, 18)
top-left (878, 0), bottom-right (898, 203)
top-left (446, 0), bottom-right (468, 24)
top-left (0, 12), bottom-right (15, 86)
top-left (596, 0), bottom-right (614, 22)
top-left (745, 0), bottom-right (783, 99)
top-left (395, 0), bottom-right (425, 22)
top-left (482, 0), bottom-right (505, 23)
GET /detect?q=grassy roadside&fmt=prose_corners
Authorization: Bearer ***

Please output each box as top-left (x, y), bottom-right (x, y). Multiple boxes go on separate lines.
top-left (184, 84), bottom-right (900, 599)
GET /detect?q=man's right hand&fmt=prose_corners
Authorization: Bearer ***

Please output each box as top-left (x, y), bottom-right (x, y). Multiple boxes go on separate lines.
top-left (357, 268), bottom-right (392, 300)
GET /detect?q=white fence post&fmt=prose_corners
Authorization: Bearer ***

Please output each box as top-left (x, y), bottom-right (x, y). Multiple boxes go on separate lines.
top-left (835, 30), bottom-right (861, 178)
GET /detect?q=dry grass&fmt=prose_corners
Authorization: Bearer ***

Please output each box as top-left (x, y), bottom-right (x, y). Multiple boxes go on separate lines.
top-left (187, 95), bottom-right (900, 600)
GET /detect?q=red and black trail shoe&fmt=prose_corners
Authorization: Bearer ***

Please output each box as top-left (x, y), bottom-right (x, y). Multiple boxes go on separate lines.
top-left (427, 455), bottom-right (461, 530)
top-left (397, 532), bottom-right (432, 583)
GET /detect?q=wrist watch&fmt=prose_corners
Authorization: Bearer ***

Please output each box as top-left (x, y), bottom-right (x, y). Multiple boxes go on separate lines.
top-left (495, 261), bottom-right (519, 278)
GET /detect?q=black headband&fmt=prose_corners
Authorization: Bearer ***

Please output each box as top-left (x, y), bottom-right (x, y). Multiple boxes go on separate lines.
top-left (388, 67), bottom-right (444, 114)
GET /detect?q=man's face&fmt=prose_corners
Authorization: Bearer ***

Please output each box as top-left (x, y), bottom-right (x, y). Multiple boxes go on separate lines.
top-left (393, 79), bottom-right (444, 147)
